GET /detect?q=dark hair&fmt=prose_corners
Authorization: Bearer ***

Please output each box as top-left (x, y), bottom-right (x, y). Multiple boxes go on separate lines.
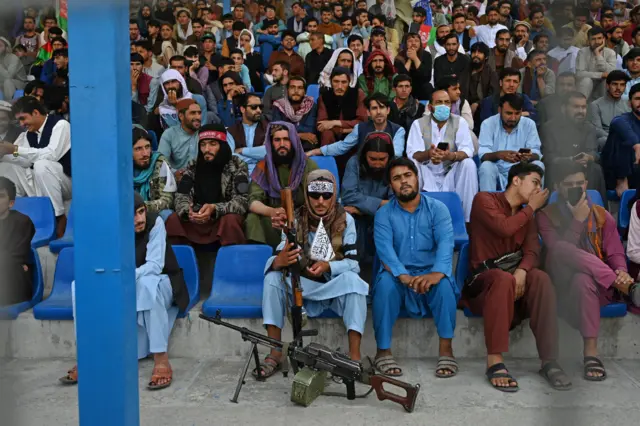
top-left (222, 13), bottom-right (233, 21)
top-left (499, 67), bottom-right (521, 81)
top-left (486, 5), bottom-right (499, 14)
top-left (554, 159), bottom-right (587, 184)
top-left (498, 0), bottom-right (512, 9)
top-left (12, 95), bottom-right (47, 116)
top-left (435, 75), bottom-right (460, 91)
top-left (506, 162), bottom-right (544, 188)
top-left (557, 71), bottom-right (576, 81)
top-left (281, 30), bottom-right (296, 41)
top-left (330, 66), bottom-right (351, 80)
top-left (170, 55), bottom-right (186, 65)
top-left (607, 69), bottom-right (631, 84)
top-left (467, 5), bottom-right (479, 15)
top-left (134, 39), bottom-right (153, 52)
top-left (24, 80), bottom-right (46, 96)
top-left (452, 12), bottom-right (466, 21)
top-left (340, 15), bottom-right (353, 24)
top-left (272, 60), bottom-right (291, 73)
top-left (132, 127), bottom-right (151, 145)
top-left (347, 34), bottom-right (364, 46)
top-left (49, 26), bottom-right (63, 36)
top-left (232, 21), bottom-right (246, 31)
top-left (52, 48), bottom-right (68, 58)
top-left (470, 41), bottom-right (490, 57)
top-left (532, 33), bottom-right (549, 45)
top-left (387, 157), bottom-right (419, 182)
top-left (355, 8), bottom-right (368, 17)
top-left (413, 6), bottom-right (427, 16)
top-left (147, 19), bottom-right (161, 28)
top-left (495, 28), bottom-right (510, 40)
top-left (365, 92), bottom-right (391, 109)
top-left (219, 57), bottom-right (235, 67)
top-left (528, 9), bottom-right (543, 20)
top-left (588, 26), bottom-right (605, 38)
top-left (499, 93), bottom-right (525, 110)
top-left (44, 15), bottom-right (58, 23)
top-left (240, 92), bottom-right (261, 107)
top-left (289, 75), bottom-right (307, 89)
top-left (43, 85), bottom-right (68, 113)
top-left (526, 49), bottom-right (545, 61)
top-left (191, 18), bottom-right (204, 26)
top-left (50, 36), bottom-right (67, 46)
top-left (629, 83), bottom-right (640, 99)
top-left (23, 16), bottom-right (35, 23)
top-left (131, 52), bottom-right (144, 63)
top-left (442, 32), bottom-right (459, 45)
top-left (183, 46), bottom-right (199, 57)
top-left (306, 17), bottom-right (319, 25)
top-left (229, 47), bottom-right (244, 57)
top-left (393, 74), bottom-right (412, 87)
top-left (372, 14), bottom-right (386, 26)
top-left (563, 90), bottom-right (587, 106)
top-left (265, 4), bottom-right (276, 12)
top-left (574, 6), bottom-right (590, 18)
top-left (632, 26), bottom-right (640, 39)
top-left (625, 47), bottom-right (640, 66)
top-left (292, 1), bottom-right (302, 8)
top-left (0, 177), bottom-right (17, 201)
top-left (321, 6), bottom-right (332, 14)
top-left (129, 19), bottom-right (139, 27)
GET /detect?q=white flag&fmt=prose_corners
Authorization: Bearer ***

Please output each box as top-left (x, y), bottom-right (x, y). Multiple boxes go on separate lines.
top-left (160, 161), bottom-right (177, 192)
top-left (309, 218), bottom-right (335, 262)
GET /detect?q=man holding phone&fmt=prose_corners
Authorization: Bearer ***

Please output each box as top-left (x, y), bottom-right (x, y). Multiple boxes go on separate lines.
top-left (540, 91), bottom-right (607, 202)
top-left (478, 94), bottom-right (544, 191)
top-left (406, 89), bottom-right (478, 222)
top-left (537, 160), bottom-right (640, 382)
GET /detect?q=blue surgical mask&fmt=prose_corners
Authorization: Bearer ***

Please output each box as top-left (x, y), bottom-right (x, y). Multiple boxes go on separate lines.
top-left (432, 104), bottom-right (451, 121)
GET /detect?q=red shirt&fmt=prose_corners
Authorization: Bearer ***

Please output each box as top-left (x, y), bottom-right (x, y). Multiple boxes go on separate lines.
top-left (468, 192), bottom-right (540, 272)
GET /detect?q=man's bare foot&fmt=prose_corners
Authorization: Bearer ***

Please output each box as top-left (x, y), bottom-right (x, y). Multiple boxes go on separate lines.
top-left (616, 178), bottom-right (629, 198)
top-left (148, 353), bottom-right (172, 390)
top-left (59, 365), bottom-right (78, 385)
top-left (435, 338), bottom-right (457, 377)
top-left (374, 349), bottom-right (403, 376)
top-left (486, 354), bottom-right (518, 390)
top-left (583, 338), bottom-right (604, 379)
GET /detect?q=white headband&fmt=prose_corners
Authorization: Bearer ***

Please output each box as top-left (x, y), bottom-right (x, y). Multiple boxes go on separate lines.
top-left (308, 181), bottom-right (334, 194)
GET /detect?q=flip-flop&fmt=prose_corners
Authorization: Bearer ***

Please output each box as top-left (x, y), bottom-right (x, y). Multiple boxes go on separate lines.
top-left (148, 364), bottom-right (173, 391)
top-left (486, 362), bottom-right (519, 393)
top-left (583, 356), bottom-right (607, 382)
top-left (539, 361), bottom-right (572, 390)
top-left (252, 355), bottom-right (281, 379)
top-left (374, 355), bottom-right (403, 377)
top-left (435, 356), bottom-right (459, 378)
top-left (59, 366), bottom-right (78, 385)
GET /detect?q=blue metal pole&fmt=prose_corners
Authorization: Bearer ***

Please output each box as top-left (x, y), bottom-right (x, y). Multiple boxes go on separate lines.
top-left (67, 0), bottom-right (140, 425)
top-left (224, 0), bottom-right (231, 14)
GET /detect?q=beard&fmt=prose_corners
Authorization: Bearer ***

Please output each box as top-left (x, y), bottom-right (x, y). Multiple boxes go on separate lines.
top-left (471, 59), bottom-right (483, 69)
top-left (368, 167), bottom-right (386, 180)
top-left (397, 189), bottom-right (419, 202)
top-left (273, 147), bottom-right (295, 165)
top-left (437, 36), bottom-right (447, 46)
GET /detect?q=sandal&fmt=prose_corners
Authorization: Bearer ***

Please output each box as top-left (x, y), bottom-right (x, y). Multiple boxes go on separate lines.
top-left (59, 365), bottom-right (78, 385)
top-left (486, 363), bottom-right (519, 393)
top-left (539, 361), bottom-right (572, 390)
top-left (148, 364), bottom-right (173, 390)
top-left (374, 355), bottom-right (403, 377)
top-left (583, 356), bottom-right (607, 382)
top-left (252, 355), bottom-right (281, 379)
top-left (435, 356), bottom-right (459, 378)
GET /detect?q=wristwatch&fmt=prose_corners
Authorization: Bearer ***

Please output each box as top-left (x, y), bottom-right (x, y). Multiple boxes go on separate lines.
top-left (12, 145), bottom-right (19, 158)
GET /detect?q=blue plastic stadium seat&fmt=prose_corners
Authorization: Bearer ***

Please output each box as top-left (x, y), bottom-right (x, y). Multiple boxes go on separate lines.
top-left (49, 205), bottom-right (74, 253)
top-left (600, 303), bottom-right (627, 317)
top-left (423, 192), bottom-right (468, 249)
top-left (455, 243), bottom-right (479, 317)
top-left (172, 245), bottom-right (200, 318)
top-left (548, 189), bottom-right (604, 207)
top-left (618, 189), bottom-right (636, 234)
top-left (306, 84), bottom-right (320, 102)
top-left (34, 247), bottom-right (74, 320)
top-left (0, 248), bottom-right (44, 320)
top-left (202, 245), bottom-right (273, 318)
top-left (309, 156), bottom-right (340, 191)
top-left (607, 190), bottom-right (619, 202)
top-left (0, 89), bottom-right (4, 100)
top-left (12, 197), bottom-right (56, 248)
top-left (13, 89), bottom-right (24, 100)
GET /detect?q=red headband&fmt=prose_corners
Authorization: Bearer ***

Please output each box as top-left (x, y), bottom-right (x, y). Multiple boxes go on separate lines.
top-left (365, 131), bottom-right (392, 145)
top-left (199, 130), bottom-right (227, 143)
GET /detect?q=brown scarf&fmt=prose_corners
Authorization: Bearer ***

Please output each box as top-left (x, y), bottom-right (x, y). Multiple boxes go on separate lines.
top-left (295, 170), bottom-right (347, 275)
top-left (543, 202), bottom-right (607, 260)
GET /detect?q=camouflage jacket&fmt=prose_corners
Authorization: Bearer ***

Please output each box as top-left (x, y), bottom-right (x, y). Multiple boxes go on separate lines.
top-left (175, 156), bottom-right (249, 220)
top-left (136, 154), bottom-right (175, 214)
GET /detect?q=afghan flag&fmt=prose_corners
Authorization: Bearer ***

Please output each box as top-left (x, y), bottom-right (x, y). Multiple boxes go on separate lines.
top-left (35, 42), bottom-right (53, 66)
top-left (57, 0), bottom-right (68, 32)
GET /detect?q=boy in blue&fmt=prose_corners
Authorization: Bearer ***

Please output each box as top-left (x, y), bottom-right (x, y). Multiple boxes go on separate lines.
top-left (372, 157), bottom-right (458, 379)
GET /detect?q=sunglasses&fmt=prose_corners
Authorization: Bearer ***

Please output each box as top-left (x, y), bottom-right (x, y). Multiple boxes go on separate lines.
top-left (308, 192), bottom-right (333, 200)
top-left (247, 104), bottom-right (263, 110)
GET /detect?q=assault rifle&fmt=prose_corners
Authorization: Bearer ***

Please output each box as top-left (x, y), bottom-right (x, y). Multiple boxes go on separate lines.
top-left (200, 310), bottom-right (421, 412)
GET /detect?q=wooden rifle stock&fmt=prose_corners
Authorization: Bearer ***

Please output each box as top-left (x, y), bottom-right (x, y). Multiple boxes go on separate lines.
top-left (280, 188), bottom-right (304, 339)
top-left (369, 375), bottom-right (420, 413)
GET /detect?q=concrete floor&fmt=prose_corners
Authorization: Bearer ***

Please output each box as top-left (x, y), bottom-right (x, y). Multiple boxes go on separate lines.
top-left (1, 357), bottom-right (639, 426)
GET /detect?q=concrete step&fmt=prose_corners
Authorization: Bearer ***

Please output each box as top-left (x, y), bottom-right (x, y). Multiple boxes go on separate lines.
top-left (2, 302), bottom-right (639, 360)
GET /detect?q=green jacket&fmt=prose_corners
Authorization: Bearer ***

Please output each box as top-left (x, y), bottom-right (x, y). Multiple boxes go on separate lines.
top-left (139, 154), bottom-right (175, 214)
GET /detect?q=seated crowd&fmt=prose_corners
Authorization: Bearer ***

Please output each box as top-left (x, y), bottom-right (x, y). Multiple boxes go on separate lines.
top-left (2, 0), bottom-right (640, 394)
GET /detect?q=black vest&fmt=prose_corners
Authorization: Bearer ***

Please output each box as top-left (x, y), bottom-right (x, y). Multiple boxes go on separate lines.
top-left (356, 120), bottom-right (402, 150)
top-left (135, 213), bottom-right (189, 312)
top-left (26, 114), bottom-right (72, 177)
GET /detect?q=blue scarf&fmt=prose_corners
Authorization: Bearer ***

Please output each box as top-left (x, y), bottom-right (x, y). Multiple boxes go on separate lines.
top-left (133, 152), bottom-right (161, 201)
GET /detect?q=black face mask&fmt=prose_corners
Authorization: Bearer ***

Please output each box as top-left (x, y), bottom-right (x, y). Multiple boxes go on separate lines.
top-left (185, 59), bottom-right (194, 68)
top-left (567, 186), bottom-right (583, 206)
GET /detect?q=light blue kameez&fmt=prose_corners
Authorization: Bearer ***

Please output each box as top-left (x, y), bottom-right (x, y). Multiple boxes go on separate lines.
top-left (262, 214), bottom-right (369, 334)
top-left (72, 217), bottom-right (178, 359)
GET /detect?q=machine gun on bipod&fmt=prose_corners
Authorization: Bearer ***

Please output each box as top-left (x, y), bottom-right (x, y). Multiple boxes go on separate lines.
top-left (200, 310), bottom-right (421, 412)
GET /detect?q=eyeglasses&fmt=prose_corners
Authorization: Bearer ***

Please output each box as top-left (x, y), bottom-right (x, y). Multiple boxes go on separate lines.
top-left (247, 104), bottom-right (263, 110)
top-left (308, 192), bottom-right (333, 200)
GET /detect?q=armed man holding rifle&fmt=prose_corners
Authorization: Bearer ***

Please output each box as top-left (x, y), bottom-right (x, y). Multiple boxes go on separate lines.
top-left (255, 169), bottom-right (369, 379)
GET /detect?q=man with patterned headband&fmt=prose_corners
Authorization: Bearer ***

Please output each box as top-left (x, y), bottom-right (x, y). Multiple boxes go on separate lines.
top-left (255, 169), bottom-right (369, 378)
top-left (245, 122), bottom-right (318, 248)
top-left (165, 123), bottom-right (248, 247)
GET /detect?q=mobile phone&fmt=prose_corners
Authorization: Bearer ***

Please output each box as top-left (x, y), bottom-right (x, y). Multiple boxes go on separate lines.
top-left (193, 204), bottom-right (202, 213)
top-left (567, 187), bottom-right (583, 206)
top-left (437, 142), bottom-right (449, 150)
top-left (573, 152), bottom-right (585, 160)
top-left (519, 148), bottom-right (531, 154)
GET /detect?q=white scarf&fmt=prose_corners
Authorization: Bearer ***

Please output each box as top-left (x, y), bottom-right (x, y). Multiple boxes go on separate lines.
top-left (237, 29), bottom-right (255, 59)
top-left (318, 47), bottom-right (362, 89)
top-left (158, 69), bottom-right (193, 117)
